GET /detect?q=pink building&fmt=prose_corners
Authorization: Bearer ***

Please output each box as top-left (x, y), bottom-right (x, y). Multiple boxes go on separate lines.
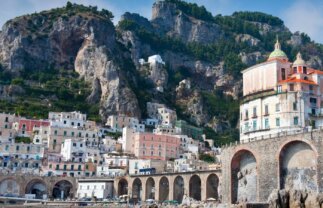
top-left (17, 119), bottom-right (50, 137)
top-left (134, 132), bottom-right (181, 160)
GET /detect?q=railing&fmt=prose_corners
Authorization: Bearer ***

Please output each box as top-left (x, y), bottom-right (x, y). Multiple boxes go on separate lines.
top-left (223, 127), bottom-right (323, 149)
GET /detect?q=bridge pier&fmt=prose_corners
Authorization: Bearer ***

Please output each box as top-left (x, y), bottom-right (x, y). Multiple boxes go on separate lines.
top-left (168, 176), bottom-right (174, 201)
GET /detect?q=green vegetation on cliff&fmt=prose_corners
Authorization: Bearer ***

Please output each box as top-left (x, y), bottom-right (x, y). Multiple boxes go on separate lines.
top-left (0, 66), bottom-right (100, 122)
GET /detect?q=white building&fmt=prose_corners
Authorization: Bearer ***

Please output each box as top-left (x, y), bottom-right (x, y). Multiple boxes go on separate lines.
top-left (240, 40), bottom-right (323, 142)
top-left (77, 179), bottom-right (114, 199)
top-left (128, 159), bottom-right (166, 175)
top-left (148, 55), bottom-right (165, 66)
top-left (106, 115), bottom-right (144, 132)
top-left (119, 127), bottom-right (137, 154)
top-left (146, 102), bottom-right (177, 127)
top-left (48, 111), bottom-right (87, 128)
top-left (174, 158), bottom-right (209, 172)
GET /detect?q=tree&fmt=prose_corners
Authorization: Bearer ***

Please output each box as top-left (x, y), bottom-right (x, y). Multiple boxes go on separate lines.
top-left (199, 153), bottom-right (215, 163)
top-left (66, 1), bottom-right (73, 10)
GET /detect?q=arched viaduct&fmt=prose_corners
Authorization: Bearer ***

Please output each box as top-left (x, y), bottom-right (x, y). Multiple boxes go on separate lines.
top-left (114, 170), bottom-right (221, 203)
top-left (0, 175), bottom-right (76, 200)
top-left (1, 131), bottom-right (323, 204)
top-left (221, 130), bottom-right (323, 204)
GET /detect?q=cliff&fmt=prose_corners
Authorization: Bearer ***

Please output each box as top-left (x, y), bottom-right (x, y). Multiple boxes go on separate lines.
top-left (0, 1), bottom-right (323, 144)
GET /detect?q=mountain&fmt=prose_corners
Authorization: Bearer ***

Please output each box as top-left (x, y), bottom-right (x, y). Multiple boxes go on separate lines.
top-left (0, 0), bottom-right (323, 145)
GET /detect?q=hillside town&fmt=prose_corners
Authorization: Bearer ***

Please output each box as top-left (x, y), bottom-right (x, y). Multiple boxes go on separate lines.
top-left (0, 103), bottom-right (220, 200)
top-left (1, 0), bottom-right (323, 206)
top-left (0, 40), bottom-right (323, 207)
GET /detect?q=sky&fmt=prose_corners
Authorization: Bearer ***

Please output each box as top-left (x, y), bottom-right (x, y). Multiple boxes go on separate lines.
top-left (0, 0), bottom-right (323, 43)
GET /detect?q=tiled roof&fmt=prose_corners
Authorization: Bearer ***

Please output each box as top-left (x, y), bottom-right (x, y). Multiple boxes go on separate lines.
top-left (278, 77), bottom-right (318, 85)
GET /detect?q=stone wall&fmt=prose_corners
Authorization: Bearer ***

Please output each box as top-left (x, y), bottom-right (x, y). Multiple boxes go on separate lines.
top-left (221, 130), bottom-right (323, 204)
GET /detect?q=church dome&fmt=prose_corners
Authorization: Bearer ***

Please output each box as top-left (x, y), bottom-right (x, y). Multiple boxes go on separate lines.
top-left (293, 52), bottom-right (305, 66)
top-left (268, 39), bottom-right (288, 61)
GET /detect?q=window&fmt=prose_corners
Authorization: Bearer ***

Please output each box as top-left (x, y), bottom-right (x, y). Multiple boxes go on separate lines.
top-left (71, 122), bottom-right (74, 126)
top-left (78, 132), bottom-right (82, 137)
top-left (5, 145), bottom-right (9, 151)
top-left (71, 132), bottom-right (75, 136)
top-left (289, 84), bottom-right (294, 91)
top-left (27, 146), bottom-right (30, 152)
top-left (49, 164), bottom-right (52, 169)
top-left (276, 118), bottom-right (280, 127)
top-left (5, 117), bottom-right (8, 122)
top-left (78, 165), bottom-right (82, 171)
top-left (64, 165), bottom-right (67, 170)
top-left (245, 110), bottom-right (249, 119)
top-left (264, 118), bottom-right (269, 129)
top-left (86, 164), bottom-right (89, 170)
top-left (73, 143), bottom-right (76, 147)
top-left (277, 85), bottom-right (282, 93)
top-left (4, 124), bottom-right (7, 129)
top-left (275, 104), bottom-right (280, 112)
top-left (293, 102), bottom-right (297, 111)
top-left (253, 107), bottom-right (257, 117)
top-left (312, 109), bottom-right (316, 115)
top-left (293, 67), bottom-right (297, 74)
top-left (16, 146), bottom-right (19, 151)
top-left (151, 151), bottom-right (154, 156)
top-left (294, 116), bottom-right (299, 125)
top-left (265, 105), bottom-right (269, 115)
top-left (253, 120), bottom-right (257, 130)
top-left (309, 85), bottom-right (313, 91)
top-left (281, 68), bottom-right (286, 80)
top-left (303, 66), bottom-right (307, 74)
top-left (64, 120), bottom-right (66, 124)
top-left (64, 131), bottom-right (67, 136)
top-left (54, 130), bottom-right (58, 135)
top-left (71, 165), bottom-right (74, 170)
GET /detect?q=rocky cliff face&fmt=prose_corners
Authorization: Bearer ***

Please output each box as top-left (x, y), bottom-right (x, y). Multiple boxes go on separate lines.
top-left (0, 5), bottom-right (141, 119)
top-left (0, 1), bottom-right (323, 141)
top-left (151, 0), bottom-right (222, 44)
top-left (75, 30), bottom-right (141, 120)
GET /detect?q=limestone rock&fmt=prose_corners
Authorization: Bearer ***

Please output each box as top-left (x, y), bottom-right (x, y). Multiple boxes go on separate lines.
top-left (75, 29), bottom-right (141, 120)
top-left (268, 189), bottom-right (323, 208)
top-left (235, 34), bottom-right (260, 46)
top-left (151, 0), bottom-right (222, 44)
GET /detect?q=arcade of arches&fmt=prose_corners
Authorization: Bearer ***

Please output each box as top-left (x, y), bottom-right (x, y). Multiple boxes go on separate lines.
top-left (220, 133), bottom-right (323, 204)
top-left (117, 173), bottom-right (220, 203)
top-left (0, 176), bottom-right (76, 200)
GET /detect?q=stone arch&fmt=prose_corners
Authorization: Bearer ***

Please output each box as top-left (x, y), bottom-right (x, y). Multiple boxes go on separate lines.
top-left (118, 178), bottom-right (128, 197)
top-left (231, 149), bottom-right (257, 203)
top-left (279, 140), bottom-right (317, 191)
top-left (132, 178), bottom-right (142, 201)
top-left (173, 176), bottom-right (184, 203)
top-left (145, 177), bottom-right (155, 200)
top-left (206, 173), bottom-right (219, 200)
top-left (159, 176), bottom-right (169, 202)
top-left (0, 178), bottom-right (20, 196)
top-left (25, 179), bottom-right (47, 199)
top-left (189, 175), bottom-right (201, 201)
top-left (52, 180), bottom-right (73, 200)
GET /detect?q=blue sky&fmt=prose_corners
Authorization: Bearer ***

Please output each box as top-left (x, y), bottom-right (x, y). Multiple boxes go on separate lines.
top-left (1, 0), bottom-right (323, 43)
